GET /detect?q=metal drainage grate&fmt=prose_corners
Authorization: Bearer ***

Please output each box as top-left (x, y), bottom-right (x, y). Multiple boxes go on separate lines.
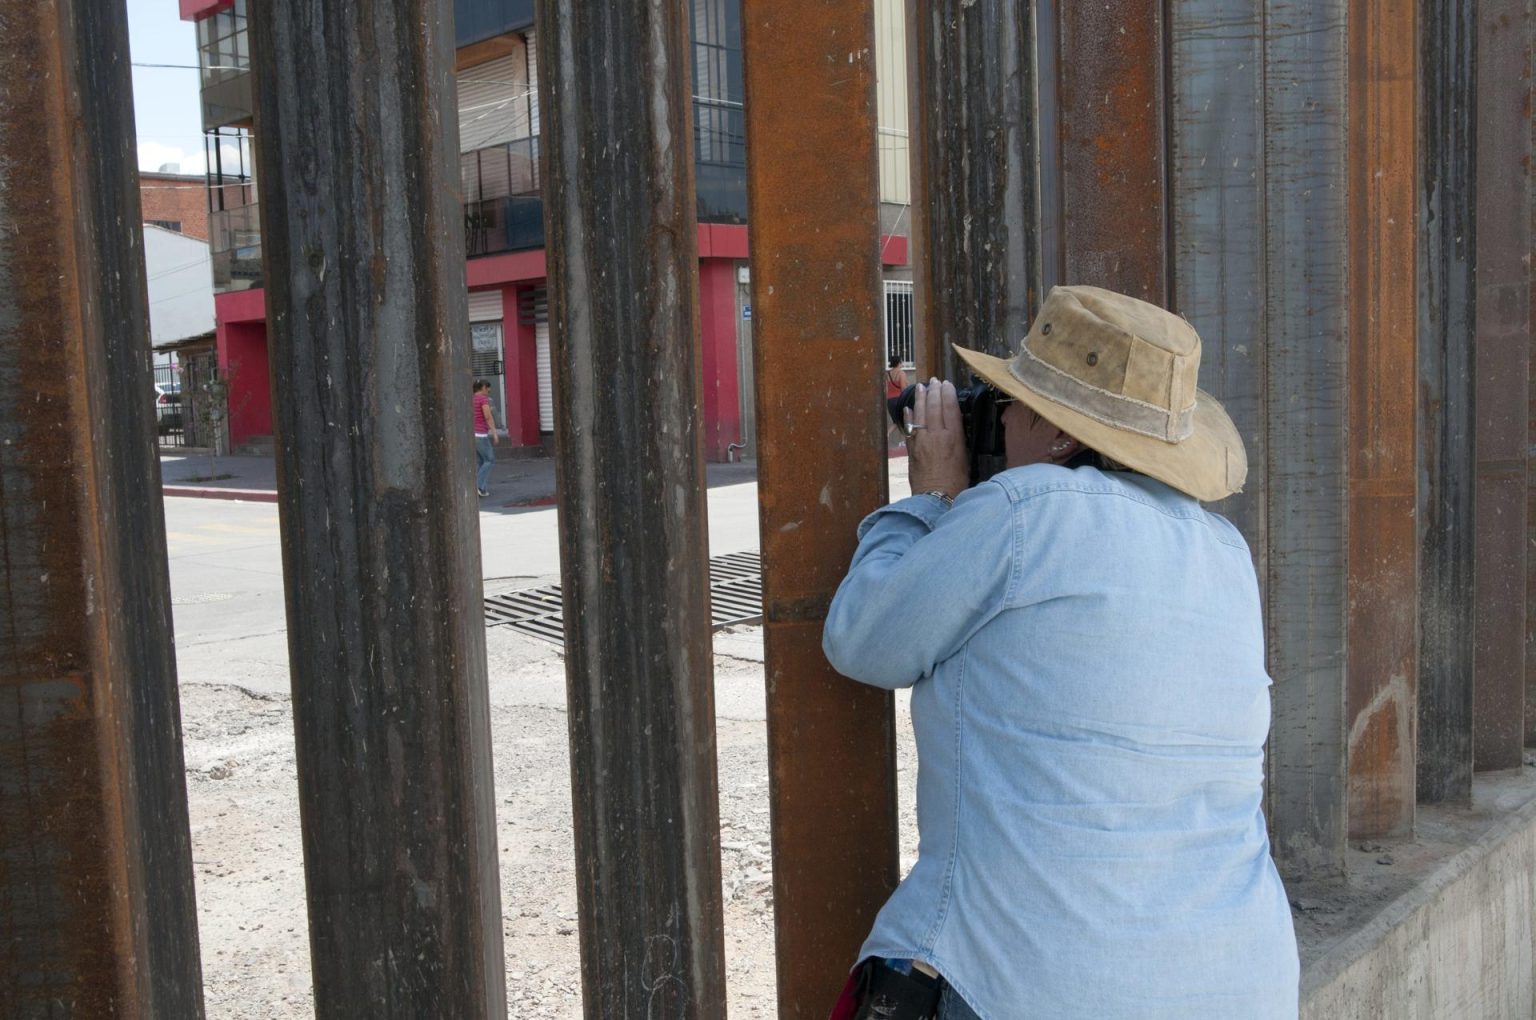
top-left (484, 550), bottom-right (763, 645)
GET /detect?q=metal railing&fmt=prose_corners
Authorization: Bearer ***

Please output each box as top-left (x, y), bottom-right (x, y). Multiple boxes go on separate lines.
top-left (464, 194), bottom-right (545, 256)
top-left (153, 363), bottom-right (185, 445)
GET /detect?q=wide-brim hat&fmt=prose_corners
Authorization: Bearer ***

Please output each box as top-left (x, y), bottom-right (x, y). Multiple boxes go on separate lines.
top-left (953, 285), bottom-right (1246, 502)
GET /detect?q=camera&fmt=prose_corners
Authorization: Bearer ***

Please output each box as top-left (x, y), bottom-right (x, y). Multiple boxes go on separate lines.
top-left (893, 380), bottom-right (1009, 486)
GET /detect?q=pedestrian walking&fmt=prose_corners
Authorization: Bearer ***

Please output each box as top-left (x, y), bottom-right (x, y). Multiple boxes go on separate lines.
top-left (473, 379), bottom-right (498, 498)
top-left (825, 286), bottom-right (1298, 1019)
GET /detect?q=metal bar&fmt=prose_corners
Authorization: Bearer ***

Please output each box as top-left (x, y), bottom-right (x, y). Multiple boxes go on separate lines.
top-left (534, 2), bottom-right (727, 1015)
top-left (1262, 0), bottom-right (1350, 879)
top-left (1345, 0), bottom-right (1419, 838)
top-left (1470, 0), bottom-right (1532, 773)
top-left (1167, 1), bottom-right (1267, 553)
top-left (903, 0), bottom-right (931, 377)
top-left (909, 0), bottom-right (1043, 378)
top-left (246, 2), bottom-right (506, 1014)
top-left (0, 0), bottom-right (205, 1013)
top-left (1416, 0), bottom-right (1477, 804)
top-left (1055, 0), bottom-right (1168, 304)
top-left (1035, 0), bottom-right (1064, 296)
top-left (742, 1), bottom-right (899, 1015)
top-left (1530, 49), bottom-right (1536, 753)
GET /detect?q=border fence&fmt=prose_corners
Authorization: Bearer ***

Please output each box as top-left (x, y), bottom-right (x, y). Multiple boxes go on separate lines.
top-left (1, 0), bottom-right (1532, 1017)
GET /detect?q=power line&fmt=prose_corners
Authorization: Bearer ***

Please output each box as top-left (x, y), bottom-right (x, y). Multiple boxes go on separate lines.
top-left (132, 62), bottom-right (248, 71)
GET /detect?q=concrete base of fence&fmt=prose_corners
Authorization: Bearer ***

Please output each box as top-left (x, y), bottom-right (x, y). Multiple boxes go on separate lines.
top-left (1298, 765), bottom-right (1536, 1018)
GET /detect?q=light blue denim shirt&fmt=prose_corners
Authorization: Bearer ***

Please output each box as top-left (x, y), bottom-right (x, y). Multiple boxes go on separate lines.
top-left (823, 465), bottom-right (1299, 1019)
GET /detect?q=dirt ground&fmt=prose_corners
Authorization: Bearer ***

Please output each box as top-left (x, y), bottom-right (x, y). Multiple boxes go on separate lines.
top-left (179, 624), bottom-right (920, 1018)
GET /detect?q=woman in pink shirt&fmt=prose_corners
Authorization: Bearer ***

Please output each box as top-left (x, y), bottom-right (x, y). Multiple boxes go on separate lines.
top-left (472, 379), bottom-right (498, 497)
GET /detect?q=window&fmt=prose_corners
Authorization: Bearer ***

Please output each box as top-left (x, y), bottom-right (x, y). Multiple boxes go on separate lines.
top-left (691, 0), bottom-right (744, 168)
top-left (196, 0), bottom-right (249, 89)
top-left (147, 220), bottom-right (183, 233)
top-left (691, 0), bottom-right (747, 223)
top-left (885, 280), bottom-right (915, 366)
top-left (458, 36), bottom-right (544, 256)
top-left (196, 0), bottom-right (253, 129)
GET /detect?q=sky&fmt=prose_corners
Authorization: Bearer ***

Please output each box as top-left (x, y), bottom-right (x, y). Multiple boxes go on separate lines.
top-left (127, 0), bottom-right (212, 174)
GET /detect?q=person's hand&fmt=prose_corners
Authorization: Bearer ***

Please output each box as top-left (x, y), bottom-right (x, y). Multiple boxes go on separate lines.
top-left (491, 430), bottom-right (499, 446)
top-left (905, 378), bottom-right (969, 499)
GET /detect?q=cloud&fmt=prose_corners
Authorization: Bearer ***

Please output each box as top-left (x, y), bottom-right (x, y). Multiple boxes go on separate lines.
top-left (138, 140), bottom-right (250, 179)
top-left (139, 141), bottom-right (206, 175)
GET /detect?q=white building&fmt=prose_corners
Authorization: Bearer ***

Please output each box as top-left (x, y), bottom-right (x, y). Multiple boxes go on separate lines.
top-left (144, 223), bottom-right (216, 355)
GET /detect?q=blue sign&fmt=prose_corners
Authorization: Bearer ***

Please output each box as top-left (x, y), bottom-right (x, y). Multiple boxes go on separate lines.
top-left (742, 305), bottom-right (752, 320)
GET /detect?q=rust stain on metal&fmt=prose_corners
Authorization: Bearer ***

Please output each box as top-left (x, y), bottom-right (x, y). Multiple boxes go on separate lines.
top-left (742, 1), bottom-right (899, 1015)
top-left (910, 0), bottom-right (1047, 376)
top-left (534, 0), bottom-right (726, 1014)
top-left (249, 0), bottom-right (508, 1013)
top-left (1, 0), bottom-right (205, 1014)
top-left (1345, 0), bottom-right (1418, 840)
top-left (1055, 0), bottom-right (1168, 302)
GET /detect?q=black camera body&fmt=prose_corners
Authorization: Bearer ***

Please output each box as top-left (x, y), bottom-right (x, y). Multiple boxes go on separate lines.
top-left (893, 382), bottom-right (1009, 486)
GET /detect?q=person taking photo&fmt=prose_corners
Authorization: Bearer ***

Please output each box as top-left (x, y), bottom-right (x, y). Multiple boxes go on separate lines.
top-left (824, 285), bottom-right (1298, 1020)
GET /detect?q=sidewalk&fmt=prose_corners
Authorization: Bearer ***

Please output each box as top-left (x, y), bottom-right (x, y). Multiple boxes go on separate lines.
top-left (160, 449), bottom-right (760, 509)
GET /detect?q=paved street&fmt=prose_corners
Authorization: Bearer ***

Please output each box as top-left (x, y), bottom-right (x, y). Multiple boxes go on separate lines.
top-left (164, 459), bottom-right (917, 1019)
top-left (165, 460), bottom-right (898, 706)
top-left (165, 458), bottom-right (909, 704)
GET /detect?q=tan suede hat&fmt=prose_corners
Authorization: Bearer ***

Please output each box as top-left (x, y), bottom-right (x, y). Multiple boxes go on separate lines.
top-left (953, 285), bottom-right (1246, 501)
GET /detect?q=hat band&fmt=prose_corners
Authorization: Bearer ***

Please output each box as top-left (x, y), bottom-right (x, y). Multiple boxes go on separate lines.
top-left (1009, 345), bottom-right (1196, 442)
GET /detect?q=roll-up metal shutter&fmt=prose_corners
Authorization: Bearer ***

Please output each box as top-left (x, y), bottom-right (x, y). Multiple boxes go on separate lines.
top-left (526, 31), bottom-right (539, 138)
top-left (519, 287), bottom-right (554, 435)
top-left (535, 321), bottom-right (553, 434)
top-left (467, 288), bottom-right (503, 323)
top-left (457, 49), bottom-right (533, 153)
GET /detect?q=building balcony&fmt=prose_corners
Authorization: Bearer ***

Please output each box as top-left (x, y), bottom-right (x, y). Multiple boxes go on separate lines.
top-left (463, 136), bottom-right (543, 257)
top-left (202, 68), bottom-right (254, 131)
top-left (465, 195), bottom-right (545, 258)
top-left (210, 202), bottom-right (262, 293)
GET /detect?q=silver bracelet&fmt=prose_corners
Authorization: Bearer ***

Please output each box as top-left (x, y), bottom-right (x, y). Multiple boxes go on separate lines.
top-left (917, 489), bottom-right (955, 509)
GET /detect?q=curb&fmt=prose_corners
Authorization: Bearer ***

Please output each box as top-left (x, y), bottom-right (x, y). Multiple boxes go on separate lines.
top-left (163, 486), bottom-right (280, 503)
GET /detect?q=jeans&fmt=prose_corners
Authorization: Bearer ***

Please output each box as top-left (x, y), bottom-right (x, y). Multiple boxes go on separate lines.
top-left (474, 435), bottom-right (494, 491)
top-left (938, 984), bottom-right (982, 1019)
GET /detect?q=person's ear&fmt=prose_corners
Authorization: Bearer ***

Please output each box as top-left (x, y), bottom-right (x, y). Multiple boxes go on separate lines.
top-left (1048, 432), bottom-right (1080, 461)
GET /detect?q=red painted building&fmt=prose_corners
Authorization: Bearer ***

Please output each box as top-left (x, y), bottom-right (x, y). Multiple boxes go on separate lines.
top-left (183, 0), bottom-right (913, 461)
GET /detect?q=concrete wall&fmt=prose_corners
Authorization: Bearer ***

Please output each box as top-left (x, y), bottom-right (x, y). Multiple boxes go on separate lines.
top-left (1301, 791), bottom-right (1536, 1018)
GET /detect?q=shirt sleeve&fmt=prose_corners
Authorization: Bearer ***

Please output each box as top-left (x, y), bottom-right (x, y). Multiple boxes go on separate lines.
top-left (822, 482), bottom-right (1015, 689)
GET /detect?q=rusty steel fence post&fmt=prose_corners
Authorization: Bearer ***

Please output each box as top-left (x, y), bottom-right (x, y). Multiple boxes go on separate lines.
top-left (1530, 32), bottom-right (1536, 754)
top-left (534, 2), bottom-right (728, 1015)
top-left (1417, 0), bottom-right (1478, 804)
top-left (909, 0), bottom-right (1045, 377)
top-left (1344, 0), bottom-right (1419, 839)
top-left (1053, 0), bottom-right (1169, 305)
top-left (0, 0), bottom-right (205, 1014)
top-left (247, 1), bottom-right (507, 1014)
top-left (742, 1), bottom-right (900, 1015)
top-left (1167, 1), bottom-right (1267, 553)
top-left (1470, 0), bottom-right (1531, 774)
top-left (1260, 0), bottom-right (1350, 880)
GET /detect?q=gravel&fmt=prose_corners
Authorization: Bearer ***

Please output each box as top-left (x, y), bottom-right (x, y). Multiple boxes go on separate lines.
top-left (180, 624), bottom-right (918, 1018)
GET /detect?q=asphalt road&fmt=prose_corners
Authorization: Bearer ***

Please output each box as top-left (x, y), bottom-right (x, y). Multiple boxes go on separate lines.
top-left (163, 466), bottom-right (911, 709)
